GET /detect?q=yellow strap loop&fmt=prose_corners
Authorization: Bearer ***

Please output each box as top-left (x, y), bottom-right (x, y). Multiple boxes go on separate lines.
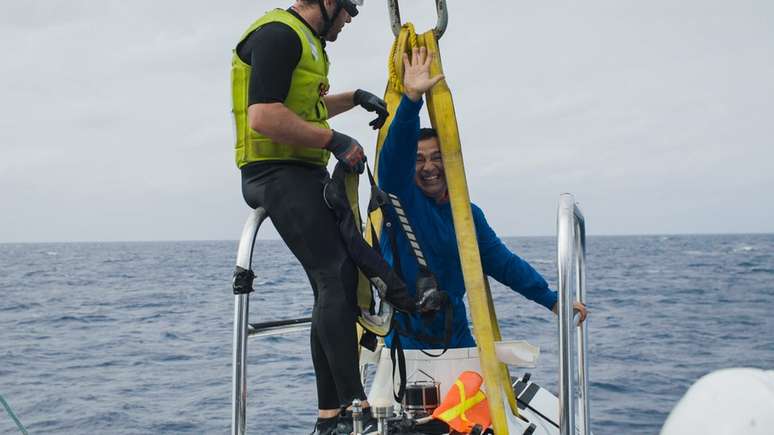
top-left (386, 23), bottom-right (418, 95)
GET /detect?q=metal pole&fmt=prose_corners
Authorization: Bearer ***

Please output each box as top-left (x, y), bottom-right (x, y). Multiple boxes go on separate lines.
top-left (574, 211), bottom-right (590, 435)
top-left (232, 208), bottom-right (268, 435)
top-left (232, 294), bottom-right (250, 435)
top-left (557, 194), bottom-right (576, 435)
top-left (352, 399), bottom-right (364, 435)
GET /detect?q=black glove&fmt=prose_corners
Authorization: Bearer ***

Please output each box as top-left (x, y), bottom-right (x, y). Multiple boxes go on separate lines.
top-left (325, 130), bottom-right (366, 174)
top-left (353, 89), bottom-right (389, 129)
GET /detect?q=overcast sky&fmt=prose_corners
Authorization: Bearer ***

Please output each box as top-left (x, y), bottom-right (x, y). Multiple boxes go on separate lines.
top-left (1, 0), bottom-right (772, 243)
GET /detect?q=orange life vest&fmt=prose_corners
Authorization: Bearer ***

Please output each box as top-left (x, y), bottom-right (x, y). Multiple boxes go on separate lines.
top-left (432, 371), bottom-right (491, 433)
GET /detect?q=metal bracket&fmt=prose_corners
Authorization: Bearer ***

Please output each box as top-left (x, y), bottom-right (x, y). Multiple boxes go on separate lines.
top-left (388, 0), bottom-right (448, 39)
top-left (232, 266), bottom-right (255, 295)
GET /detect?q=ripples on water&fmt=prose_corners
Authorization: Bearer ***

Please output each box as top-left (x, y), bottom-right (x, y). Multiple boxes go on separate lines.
top-left (1, 235), bottom-right (772, 434)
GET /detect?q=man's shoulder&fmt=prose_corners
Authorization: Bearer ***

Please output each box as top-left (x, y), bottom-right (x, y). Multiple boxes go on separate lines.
top-left (250, 21), bottom-right (298, 43)
top-left (469, 202), bottom-right (498, 242)
top-left (238, 21), bottom-right (301, 64)
top-left (470, 202), bottom-right (486, 219)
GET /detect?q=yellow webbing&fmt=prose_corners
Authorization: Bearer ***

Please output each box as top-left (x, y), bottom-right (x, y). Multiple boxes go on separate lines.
top-left (419, 30), bottom-right (515, 435)
top-left (486, 281), bottom-right (521, 417)
top-left (368, 25), bottom-right (518, 434)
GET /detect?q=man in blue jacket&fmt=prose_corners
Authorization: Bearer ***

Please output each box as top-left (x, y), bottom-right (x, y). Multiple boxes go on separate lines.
top-left (380, 47), bottom-right (587, 349)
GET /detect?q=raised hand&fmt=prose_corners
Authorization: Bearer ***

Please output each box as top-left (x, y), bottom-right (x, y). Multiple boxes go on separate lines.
top-left (402, 46), bottom-right (445, 102)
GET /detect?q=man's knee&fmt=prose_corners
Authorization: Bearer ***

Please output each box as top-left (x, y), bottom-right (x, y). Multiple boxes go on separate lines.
top-left (311, 265), bottom-right (358, 314)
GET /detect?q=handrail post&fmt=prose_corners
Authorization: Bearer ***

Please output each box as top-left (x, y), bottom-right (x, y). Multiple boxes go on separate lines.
top-left (232, 208), bottom-right (268, 435)
top-left (557, 195), bottom-right (576, 435)
top-left (557, 194), bottom-right (590, 435)
top-left (575, 209), bottom-right (590, 435)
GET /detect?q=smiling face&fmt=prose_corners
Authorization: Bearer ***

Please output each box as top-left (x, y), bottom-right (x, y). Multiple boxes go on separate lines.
top-left (414, 136), bottom-right (447, 202)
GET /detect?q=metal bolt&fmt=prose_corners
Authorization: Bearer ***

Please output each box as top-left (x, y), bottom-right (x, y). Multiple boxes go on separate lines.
top-left (351, 399), bottom-right (363, 435)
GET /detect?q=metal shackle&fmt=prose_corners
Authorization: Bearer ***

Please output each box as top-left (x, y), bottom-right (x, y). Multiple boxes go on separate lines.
top-left (387, 0), bottom-right (448, 39)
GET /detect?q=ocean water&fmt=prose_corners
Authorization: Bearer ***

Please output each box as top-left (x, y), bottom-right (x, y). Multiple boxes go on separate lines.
top-left (1, 234), bottom-right (773, 434)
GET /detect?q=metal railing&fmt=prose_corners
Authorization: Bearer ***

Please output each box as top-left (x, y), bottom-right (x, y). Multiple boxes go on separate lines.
top-left (232, 208), bottom-right (268, 435)
top-left (556, 194), bottom-right (590, 435)
top-left (230, 207), bottom-right (390, 434)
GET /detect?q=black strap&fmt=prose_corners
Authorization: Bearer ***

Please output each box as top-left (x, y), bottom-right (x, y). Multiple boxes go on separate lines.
top-left (385, 219), bottom-right (403, 281)
top-left (390, 333), bottom-right (407, 402)
top-left (366, 164), bottom-right (378, 189)
top-left (373, 164), bottom-right (452, 355)
top-left (232, 266), bottom-right (255, 295)
top-left (390, 302), bottom-right (453, 358)
top-left (316, 0), bottom-right (342, 39)
top-left (418, 301), bottom-right (453, 358)
top-left (367, 164), bottom-right (400, 276)
top-left (359, 330), bottom-right (378, 352)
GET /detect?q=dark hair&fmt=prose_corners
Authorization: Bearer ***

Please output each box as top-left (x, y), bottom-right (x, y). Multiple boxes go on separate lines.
top-left (418, 128), bottom-right (438, 141)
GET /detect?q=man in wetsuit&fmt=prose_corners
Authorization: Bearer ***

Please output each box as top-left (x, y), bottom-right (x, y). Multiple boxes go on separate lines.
top-left (379, 47), bottom-right (588, 350)
top-left (231, 1), bottom-right (398, 433)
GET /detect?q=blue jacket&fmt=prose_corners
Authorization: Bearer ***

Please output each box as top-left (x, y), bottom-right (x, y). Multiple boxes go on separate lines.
top-left (380, 96), bottom-right (558, 349)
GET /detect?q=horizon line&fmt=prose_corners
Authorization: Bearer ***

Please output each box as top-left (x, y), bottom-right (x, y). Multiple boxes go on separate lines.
top-left (1, 231), bottom-right (772, 245)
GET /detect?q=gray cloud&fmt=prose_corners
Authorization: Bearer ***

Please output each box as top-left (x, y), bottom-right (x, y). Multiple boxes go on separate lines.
top-left (1, 0), bottom-right (772, 242)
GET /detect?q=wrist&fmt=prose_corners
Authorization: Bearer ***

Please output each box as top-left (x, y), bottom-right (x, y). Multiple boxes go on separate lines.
top-left (405, 88), bottom-right (422, 102)
top-left (352, 89), bottom-right (364, 105)
top-left (323, 129), bottom-right (336, 150)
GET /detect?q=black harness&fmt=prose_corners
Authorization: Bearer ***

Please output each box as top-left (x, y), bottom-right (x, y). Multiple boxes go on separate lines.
top-left (364, 166), bottom-right (454, 401)
top-left (323, 161), bottom-right (453, 402)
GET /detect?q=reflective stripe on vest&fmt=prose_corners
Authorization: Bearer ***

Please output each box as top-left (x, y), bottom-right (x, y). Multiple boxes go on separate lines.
top-left (436, 379), bottom-right (487, 423)
top-left (432, 371), bottom-right (491, 433)
top-left (231, 9), bottom-right (331, 168)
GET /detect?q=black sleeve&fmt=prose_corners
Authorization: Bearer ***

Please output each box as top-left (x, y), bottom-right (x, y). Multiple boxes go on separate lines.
top-left (236, 22), bottom-right (302, 105)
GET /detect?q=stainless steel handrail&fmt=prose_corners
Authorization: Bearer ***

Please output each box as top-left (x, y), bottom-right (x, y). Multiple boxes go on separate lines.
top-left (557, 194), bottom-right (590, 435)
top-left (232, 208), bottom-right (268, 435)
top-left (387, 0), bottom-right (448, 39)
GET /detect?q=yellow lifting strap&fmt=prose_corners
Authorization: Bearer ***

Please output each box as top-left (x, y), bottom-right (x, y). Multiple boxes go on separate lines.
top-left (367, 23), bottom-right (520, 434)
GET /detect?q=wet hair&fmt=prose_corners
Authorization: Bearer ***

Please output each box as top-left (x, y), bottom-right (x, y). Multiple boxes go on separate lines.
top-left (418, 128), bottom-right (438, 141)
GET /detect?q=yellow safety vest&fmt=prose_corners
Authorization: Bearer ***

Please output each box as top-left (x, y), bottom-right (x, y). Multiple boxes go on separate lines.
top-left (231, 9), bottom-right (331, 168)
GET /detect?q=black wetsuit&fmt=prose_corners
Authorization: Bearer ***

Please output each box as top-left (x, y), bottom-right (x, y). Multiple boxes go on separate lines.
top-left (238, 11), bottom-right (365, 409)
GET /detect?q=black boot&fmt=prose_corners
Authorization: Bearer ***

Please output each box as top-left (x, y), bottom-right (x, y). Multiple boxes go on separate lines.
top-left (310, 416), bottom-right (339, 435)
top-left (335, 407), bottom-right (378, 434)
